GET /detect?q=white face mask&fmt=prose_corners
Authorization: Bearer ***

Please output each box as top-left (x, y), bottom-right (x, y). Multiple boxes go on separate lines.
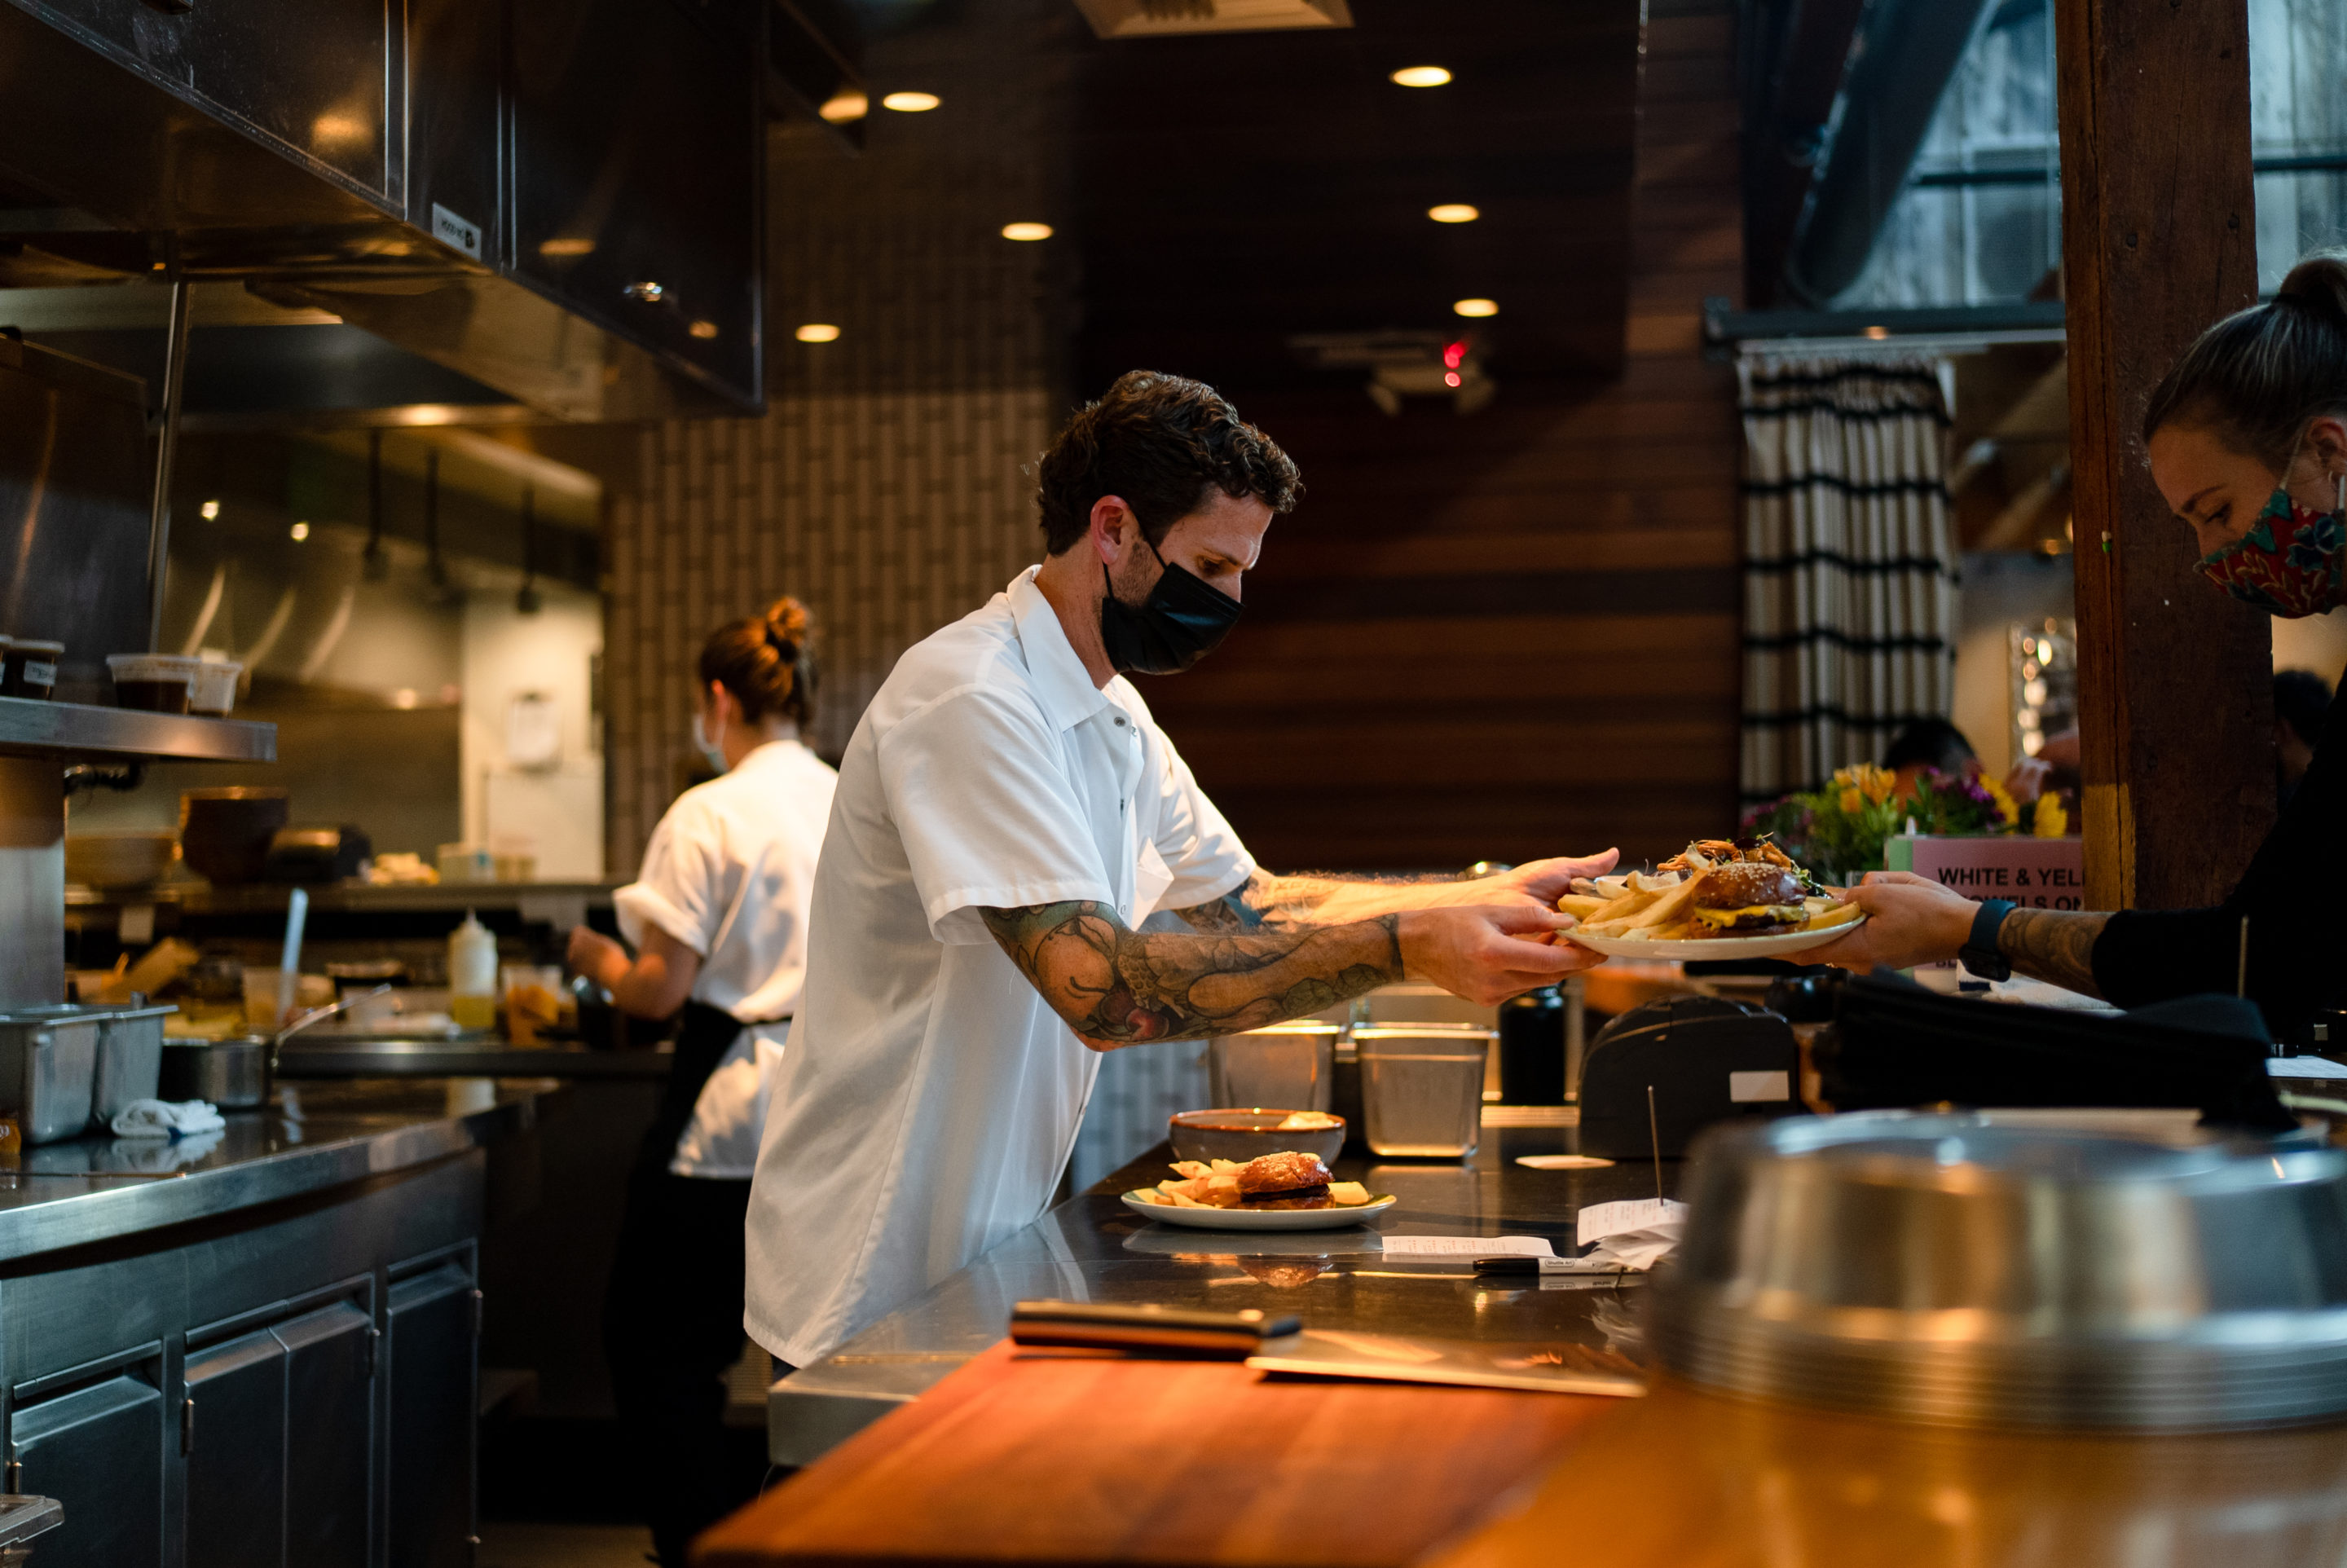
top-left (690, 708), bottom-right (728, 773)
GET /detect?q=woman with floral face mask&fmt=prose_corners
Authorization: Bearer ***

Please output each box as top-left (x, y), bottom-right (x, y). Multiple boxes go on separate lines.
top-left (1796, 252), bottom-right (2347, 1042)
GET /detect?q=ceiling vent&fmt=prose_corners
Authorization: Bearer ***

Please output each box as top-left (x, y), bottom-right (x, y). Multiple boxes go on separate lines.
top-left (1074, 0), bottom-right (1350, 38)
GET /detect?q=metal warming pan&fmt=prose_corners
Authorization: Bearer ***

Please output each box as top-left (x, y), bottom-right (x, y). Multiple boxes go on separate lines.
top-left (1651, 1111), bottom-right (2347, 1431)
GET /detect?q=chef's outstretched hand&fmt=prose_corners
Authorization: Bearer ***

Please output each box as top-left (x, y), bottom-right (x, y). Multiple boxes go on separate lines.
top-left (1448, 849), bottom-right (1622, 914)
top-left (1398, 903), bottom-right (1604, 1006)
top-left (1790, 872), bottom-right (1977, 973)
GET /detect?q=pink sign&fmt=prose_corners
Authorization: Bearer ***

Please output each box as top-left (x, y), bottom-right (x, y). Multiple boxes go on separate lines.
top-left (1896, 835), bottom-right (2086, 910)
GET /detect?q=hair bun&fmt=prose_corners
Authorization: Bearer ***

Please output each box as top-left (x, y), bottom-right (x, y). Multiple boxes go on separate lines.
top-left (762, 596), bottom-right (809, 658)
top-left (2279, 252), bottom-right (2347, 326)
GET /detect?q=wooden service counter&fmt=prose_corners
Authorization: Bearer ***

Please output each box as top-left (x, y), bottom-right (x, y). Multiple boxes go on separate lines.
top-left (702, 1122), bottom-right (2347, 1568)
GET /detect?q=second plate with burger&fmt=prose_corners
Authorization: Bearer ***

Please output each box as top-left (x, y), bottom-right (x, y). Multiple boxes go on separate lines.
top-left (1557, 837), bottom-right (1867, 960)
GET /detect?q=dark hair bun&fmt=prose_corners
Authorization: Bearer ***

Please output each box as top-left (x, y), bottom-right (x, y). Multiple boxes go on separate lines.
top-left (763, 597), bottom-right (809, 659)
top-left (2279, 253), bottom-right (2347, 327)
top-left (699, 596), bottom-right (817, 729)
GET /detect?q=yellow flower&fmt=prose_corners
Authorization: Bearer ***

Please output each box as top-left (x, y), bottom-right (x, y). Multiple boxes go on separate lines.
top-left (1838, 788), bottom-right (1865, 816)
top-left (2033, 793), bottom-right (2067, 838)
top-left (1984, 777), bottom-right (2020, 826)
top-left (1858, 764), bottom-right (1896, 805)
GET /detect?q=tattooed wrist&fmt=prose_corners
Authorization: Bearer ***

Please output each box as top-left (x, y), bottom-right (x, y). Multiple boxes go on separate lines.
top-left (1996, 908), bottom-right (2108, 998)
top-left (981, 900), bottom-right (1402, 1047)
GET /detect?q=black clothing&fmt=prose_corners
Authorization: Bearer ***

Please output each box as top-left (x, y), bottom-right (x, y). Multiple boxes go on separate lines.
top-left (2093, 660), bottom-right (2347, 1041)
top-left (603, 1001), bottom-right (767, 1565)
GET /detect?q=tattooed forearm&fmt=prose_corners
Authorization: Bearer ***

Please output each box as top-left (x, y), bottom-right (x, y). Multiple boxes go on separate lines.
top-left (980, 900), bottom-right (1403, 1048)
top-left (1997, 909), bottom-right (2108, 998)
top-left (1218, 867), bottom-right (1451, 928)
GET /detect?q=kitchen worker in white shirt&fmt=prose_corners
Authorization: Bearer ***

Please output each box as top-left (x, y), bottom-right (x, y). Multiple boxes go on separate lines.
top-left (743, 370), bottom-right (1614, 1374)
top-left (567, 597), bottom-right (836, 1567)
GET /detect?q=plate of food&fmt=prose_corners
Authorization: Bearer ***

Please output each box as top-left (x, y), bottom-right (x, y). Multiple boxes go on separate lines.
top-left (1557, 838), bottom-right (1865, 961)
top-left (1122, 1151), bottom-right (1395, 1231)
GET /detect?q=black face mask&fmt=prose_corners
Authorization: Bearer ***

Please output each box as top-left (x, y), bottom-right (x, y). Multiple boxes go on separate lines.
top-left (1099, 537), bottom-right (1243, 675)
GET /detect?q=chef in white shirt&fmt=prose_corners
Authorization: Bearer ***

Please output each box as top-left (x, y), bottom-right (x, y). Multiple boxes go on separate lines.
top-left (743, 370), bottom-right (1613, 1375)
top-left (566, 597), bottom-right (835, 1567)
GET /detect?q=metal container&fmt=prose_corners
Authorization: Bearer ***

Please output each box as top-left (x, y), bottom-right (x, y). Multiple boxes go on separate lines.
top-left (1353, 1024), bottom-right (1495, 1159)
top-left (0, 1007), bottom-right (100, 1143)
top-left (1652, 1110), bottom-right (2347, 1431)
top-left (91, 1004), bottom-right (173, 1122)
top-left (1206, 1022), bottom-right (1339, 1112)
top-left (158, 1036), bottom-right (270, 1110)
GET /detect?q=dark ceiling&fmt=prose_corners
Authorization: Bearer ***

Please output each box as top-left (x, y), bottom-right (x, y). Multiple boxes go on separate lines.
top-left (1071, 0), bottom-right (1644, 395)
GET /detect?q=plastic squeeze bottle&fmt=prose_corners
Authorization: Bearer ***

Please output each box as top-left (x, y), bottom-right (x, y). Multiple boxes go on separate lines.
top-left (447, 910), bottom-right (499, 1033)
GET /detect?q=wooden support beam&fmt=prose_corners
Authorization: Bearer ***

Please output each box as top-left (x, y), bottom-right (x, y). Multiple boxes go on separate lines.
top-left (2054, 0), bottom-right (2274, 911)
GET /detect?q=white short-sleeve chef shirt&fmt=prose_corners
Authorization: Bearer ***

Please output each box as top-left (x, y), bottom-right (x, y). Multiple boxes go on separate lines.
top-left (614, 738), bottom-right (836, 1178)
top-left (743, 567), bottom-right (1254, 1368)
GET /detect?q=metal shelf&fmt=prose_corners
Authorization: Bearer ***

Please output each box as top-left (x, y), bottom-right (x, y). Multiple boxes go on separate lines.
top-left (0, 698), bottom-right (275, 762)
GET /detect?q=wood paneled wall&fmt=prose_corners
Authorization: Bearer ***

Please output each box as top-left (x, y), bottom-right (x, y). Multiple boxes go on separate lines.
top-left (1140, 0), bottom-right (1746, 872)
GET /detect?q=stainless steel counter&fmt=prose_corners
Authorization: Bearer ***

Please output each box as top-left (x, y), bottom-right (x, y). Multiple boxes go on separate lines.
top-left (278, 1038), bottom-right (673, 1079)
top-left (0, 1077), bottom-right (543, 1262)
top-left (768, 1125), bottom-right (1675, 1465)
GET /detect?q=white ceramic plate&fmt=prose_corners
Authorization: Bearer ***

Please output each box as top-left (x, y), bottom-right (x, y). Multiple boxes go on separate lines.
top-left (1120, 1191), bottom-right (1398, 1231)
top-left (1561, 913), bottom-right (1866, 962)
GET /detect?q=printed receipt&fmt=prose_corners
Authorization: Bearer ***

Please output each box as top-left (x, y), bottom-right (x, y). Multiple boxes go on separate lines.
top-left (1378, 1234), bottom-right (1555, 1258)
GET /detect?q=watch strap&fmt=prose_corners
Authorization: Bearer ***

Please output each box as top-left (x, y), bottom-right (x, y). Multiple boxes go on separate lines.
top-left (1960, 899), bottom-right (2015, 980)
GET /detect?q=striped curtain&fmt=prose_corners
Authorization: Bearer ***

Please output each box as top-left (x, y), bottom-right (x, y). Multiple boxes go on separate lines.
top-left (1737, 355), bottom-right (1959, 804)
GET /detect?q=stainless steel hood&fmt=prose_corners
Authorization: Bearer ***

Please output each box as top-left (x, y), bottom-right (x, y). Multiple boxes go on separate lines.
top-left (0, 0), bottom-right (768, 421)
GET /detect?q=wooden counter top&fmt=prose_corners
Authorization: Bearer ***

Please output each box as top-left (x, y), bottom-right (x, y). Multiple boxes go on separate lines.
top-left (696, 1341), bottom-right (1621, 1568)
top-left (1434, 1376), bottom-right (2347, 1568)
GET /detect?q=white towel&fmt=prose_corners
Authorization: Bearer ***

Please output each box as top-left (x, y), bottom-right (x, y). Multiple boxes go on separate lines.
top-left (111, 1098), bottom-right (226, 1139)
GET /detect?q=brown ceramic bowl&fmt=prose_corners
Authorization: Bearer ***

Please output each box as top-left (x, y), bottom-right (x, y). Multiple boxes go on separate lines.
top-left (1168, 1108), bottom-right (1345, 1167)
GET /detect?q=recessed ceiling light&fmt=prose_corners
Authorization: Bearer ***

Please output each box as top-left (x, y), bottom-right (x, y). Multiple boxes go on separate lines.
top-left (200, 500), bottom-right (221, 521)
top-left (819, 91), bottom-right (869, 123)
top-left (1453, 297), bottom-right (1499, 318)
top-left (1428, 204), bottom-right (1480, 224)
top-left (1390, 65), bottom-right (1452, 88)
top-left (290, 522), bottom-right (310, 541)
top-left (688, 319), bottom-right (720, 340)
top-left (795, 324), bottom-right (842, 343)
top-left (1000, 222), bottom-right (1054, 242)
top-left (881, 91), bottom-right (940, 112)
top-left (539, 237), bottom-right (595, 258)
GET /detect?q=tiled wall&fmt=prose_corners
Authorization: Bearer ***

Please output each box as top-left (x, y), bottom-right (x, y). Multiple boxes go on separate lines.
top-left (602, 0), bottom-right (1081, 870)
top-left (606, 391), bottom-right (1052, 865)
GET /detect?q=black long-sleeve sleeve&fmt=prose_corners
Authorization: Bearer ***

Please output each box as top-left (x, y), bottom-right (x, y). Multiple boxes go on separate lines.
top-left (2091, 662), bottom-right (2347, 1039)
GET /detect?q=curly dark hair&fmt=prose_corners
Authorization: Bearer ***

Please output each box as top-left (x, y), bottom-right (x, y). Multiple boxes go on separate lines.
top-left (1034, 370), bottom-right (1302, 555)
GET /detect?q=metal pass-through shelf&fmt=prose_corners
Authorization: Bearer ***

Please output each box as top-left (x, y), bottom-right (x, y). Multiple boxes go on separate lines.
top-left (0, 698), bottom-right (275, 762)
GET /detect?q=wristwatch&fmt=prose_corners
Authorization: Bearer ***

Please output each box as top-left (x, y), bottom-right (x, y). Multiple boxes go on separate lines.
top-left (1960, 899), bottom-right (2016, 982)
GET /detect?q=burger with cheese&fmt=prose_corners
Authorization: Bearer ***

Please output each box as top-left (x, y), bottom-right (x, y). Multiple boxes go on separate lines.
top-left (1688, 860), bottom-right (1809, 938)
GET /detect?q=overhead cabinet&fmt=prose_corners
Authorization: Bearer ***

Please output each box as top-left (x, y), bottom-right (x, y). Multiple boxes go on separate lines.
top-left (0, 0), bottom-right (768, 416)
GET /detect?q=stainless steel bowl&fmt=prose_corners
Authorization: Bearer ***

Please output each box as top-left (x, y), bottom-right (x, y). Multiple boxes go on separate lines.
top-left (1651, 1110), bottom-right (2347, 1430)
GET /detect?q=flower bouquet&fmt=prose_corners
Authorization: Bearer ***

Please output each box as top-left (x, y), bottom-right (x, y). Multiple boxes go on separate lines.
top-left (1742, 764), bottom-right (2058, 881)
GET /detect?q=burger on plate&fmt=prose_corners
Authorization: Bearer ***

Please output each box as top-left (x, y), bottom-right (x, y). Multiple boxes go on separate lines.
top-left (1688, 861), bottom-right (1808, 938)
top-left (1236, 1151), bottom-right (1333, 1209)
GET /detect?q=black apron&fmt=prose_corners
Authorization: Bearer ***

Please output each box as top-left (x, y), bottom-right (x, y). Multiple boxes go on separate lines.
top-left (634, 999), bottom-right (751, 1182)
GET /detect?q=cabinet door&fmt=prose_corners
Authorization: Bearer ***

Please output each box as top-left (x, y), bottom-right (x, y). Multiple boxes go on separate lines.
top-left (9, 1372), bottom-right (167, 1568)
top-left (385, 1264), bottom-right (477, 1568)
top-left (185, 1328), bottom-right (288, 1568)
top-left (278, 1301), bottom-right (375, 1568)
top-left (30, 0), bottom-right (394, 196)
top-left (510, 0), bottom-right (761, 398)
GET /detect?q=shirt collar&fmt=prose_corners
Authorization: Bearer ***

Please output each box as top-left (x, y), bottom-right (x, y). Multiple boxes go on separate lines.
top-left (1008, 566), bottom-right (1115, 733)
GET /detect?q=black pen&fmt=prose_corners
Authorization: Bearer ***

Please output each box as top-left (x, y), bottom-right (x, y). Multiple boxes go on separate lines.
top-left (1473, 1257), bottom-right (1583, 1275)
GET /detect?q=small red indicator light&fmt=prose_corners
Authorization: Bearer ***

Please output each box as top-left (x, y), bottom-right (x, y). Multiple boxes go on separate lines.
top-left (1442, 341), bottom-right (1466, 369)
top-left (1444, 372), bottom-right (1462, 388)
